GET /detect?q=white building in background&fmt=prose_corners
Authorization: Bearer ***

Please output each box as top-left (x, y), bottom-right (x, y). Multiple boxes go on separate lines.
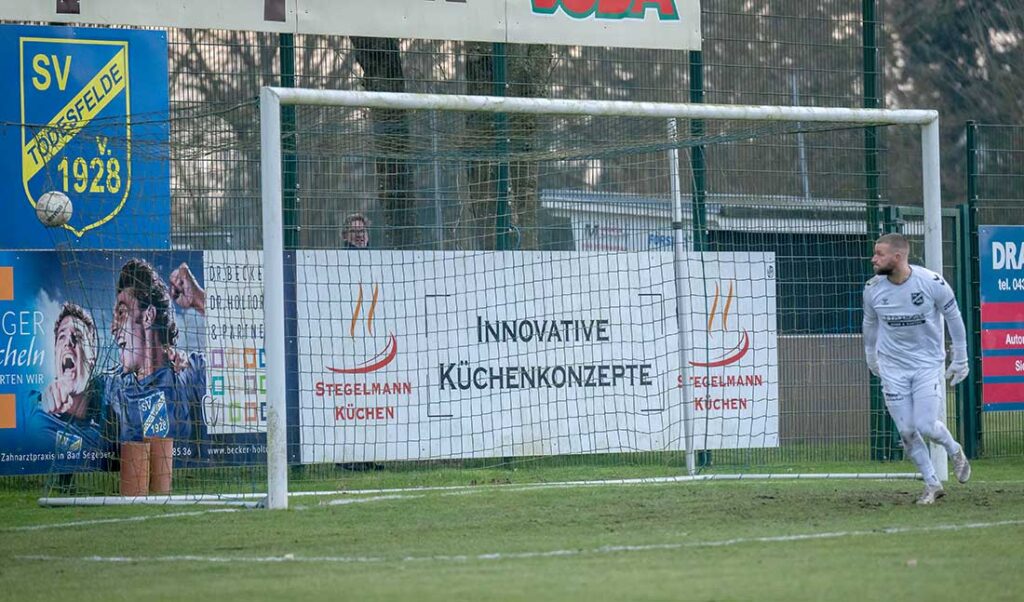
top-left (540, 189), bottom-right (927, 253)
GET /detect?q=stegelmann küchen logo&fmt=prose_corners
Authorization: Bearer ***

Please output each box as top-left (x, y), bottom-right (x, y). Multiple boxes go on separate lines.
top-left (326, 283), bottom-right (398, 374)
top-left (689, 281), bottom-right (750, 368)
top-left (20, 36), bottom-right (133, 238)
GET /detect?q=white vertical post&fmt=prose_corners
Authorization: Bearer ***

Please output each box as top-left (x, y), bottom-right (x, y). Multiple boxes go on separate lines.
top-left (261, 87), bottom-right (289, 509)
top-left (922, 117), bottom-right (949, 482)
top-left (668, 119), bottom-right (696, 476)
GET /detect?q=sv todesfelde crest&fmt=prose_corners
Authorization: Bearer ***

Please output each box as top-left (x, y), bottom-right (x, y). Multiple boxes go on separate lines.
top-left (20, 36), bottom-right (133, 237)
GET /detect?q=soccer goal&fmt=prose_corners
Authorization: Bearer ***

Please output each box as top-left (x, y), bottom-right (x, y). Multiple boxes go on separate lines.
top-left (253, 89), bottom-right (947, 510)
top-left (30, 88), bottom-right (950, 509)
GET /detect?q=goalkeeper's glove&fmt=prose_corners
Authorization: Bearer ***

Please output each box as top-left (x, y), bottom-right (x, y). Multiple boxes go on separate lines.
top-left (946, 359), bottom-right (969, 386)
top-left (866, 353), bottom-right (879, 377)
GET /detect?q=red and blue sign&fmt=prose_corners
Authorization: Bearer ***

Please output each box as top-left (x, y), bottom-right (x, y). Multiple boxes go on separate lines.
top-left (979, 225), bottom-right (1024, 411)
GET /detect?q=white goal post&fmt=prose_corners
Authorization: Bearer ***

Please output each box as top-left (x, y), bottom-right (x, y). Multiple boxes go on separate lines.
top-left (259, 87), bottom-right (945, 510)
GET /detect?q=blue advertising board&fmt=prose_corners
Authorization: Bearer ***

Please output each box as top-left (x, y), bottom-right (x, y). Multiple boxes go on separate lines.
top-left (0, 24), bottom-right (170, 249)
top-left (978, 225), bottom-right (1024, 411)
top-left (0, 251), bottom-right (266, 475)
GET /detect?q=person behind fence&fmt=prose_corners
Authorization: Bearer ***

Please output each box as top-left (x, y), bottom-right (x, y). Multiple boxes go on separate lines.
top-left (339, 212), bottom-right (381, 471)
top-left (107, 258), bottom-right (206, 450)
top-left (343, 213), bottom-right (370, 249)
top-left (862, 233), bottom-right (972, 505)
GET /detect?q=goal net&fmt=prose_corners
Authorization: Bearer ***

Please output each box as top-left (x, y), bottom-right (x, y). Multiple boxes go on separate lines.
top-left (15, 89), bottom-right (946, 507)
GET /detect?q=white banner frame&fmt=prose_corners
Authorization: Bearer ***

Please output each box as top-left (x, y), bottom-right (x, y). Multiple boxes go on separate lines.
top-left (2, 0), bottom-right (702, 51)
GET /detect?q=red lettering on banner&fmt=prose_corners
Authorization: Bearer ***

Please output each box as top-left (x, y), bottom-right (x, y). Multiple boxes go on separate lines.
top-left (598, 0), bottom-right (631, 14)
top-left (628, 0), bottom-right (678, 18)
top-left (677, 374), bottom-right (765, 388)
top-left (334, 405), bottom-right (398, 421)
top-left (316, 382), bottom-right (413, 396)
top-left (532, 0), bottom-right (679, 19)
top-left (694, 397), bottom-right (749, 411)
top-left (562, 0), bottom-right (594, 12)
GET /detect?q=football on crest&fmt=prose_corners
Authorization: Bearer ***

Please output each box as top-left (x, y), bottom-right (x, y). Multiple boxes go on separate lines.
top-left (35, 191), bottom-right (73, 227)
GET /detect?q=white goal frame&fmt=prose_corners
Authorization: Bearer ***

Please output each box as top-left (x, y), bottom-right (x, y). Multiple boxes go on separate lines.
top-left (258, 88), bottom-right (946, 510)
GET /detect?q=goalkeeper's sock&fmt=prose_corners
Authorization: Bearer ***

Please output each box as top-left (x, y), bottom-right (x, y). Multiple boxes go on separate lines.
top-left (921, 420), bottom-right (959, 457)
top-left (903, 432), bottom-right (938, 486)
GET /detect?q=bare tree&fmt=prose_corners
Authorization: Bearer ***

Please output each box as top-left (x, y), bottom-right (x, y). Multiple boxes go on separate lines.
top-left (885, 1), bottom-right (1024, 204)
top-left (351, 36), bottom-right (418, 249)
top-left (462, 42), bottom-right (552, 250)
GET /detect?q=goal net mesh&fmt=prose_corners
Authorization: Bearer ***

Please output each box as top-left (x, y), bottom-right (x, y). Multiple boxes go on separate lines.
top-left (12, 95), bottom-right (935, 501)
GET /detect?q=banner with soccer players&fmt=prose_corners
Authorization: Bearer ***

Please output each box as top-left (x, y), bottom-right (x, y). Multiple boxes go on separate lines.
top-left (0, 251), bottom-right (265, 475)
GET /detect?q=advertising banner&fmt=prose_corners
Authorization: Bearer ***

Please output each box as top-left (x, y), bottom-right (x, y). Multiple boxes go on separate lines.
top-left (0, 24), bottom-right (170, 249)
top-left (979, 225), bottom-right (1024, 411)
top-left (0, 251), bottom-right (264, 475)
top-left (297, 251), bottom-right (777, 464)
top-left (1, 1), bottom-right (703, 51)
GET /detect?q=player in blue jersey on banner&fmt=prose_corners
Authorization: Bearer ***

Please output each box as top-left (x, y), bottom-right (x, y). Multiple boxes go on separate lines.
top-left (107, 258), bottom-right (206, 454)
top-left (30, 302), bottom-right (114, 476)
top-left (863, 233), bottom-right (972, 505)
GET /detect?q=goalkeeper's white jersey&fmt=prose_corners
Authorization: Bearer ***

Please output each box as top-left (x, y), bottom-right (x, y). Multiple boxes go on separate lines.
top-left (862, 265), bottom-right (958, 371)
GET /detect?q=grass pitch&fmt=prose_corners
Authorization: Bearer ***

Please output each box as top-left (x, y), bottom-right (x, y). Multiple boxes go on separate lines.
top-left (1, 458), bottom-right (1022, 602)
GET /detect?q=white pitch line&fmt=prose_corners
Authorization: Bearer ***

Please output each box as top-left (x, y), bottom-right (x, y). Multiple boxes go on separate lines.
top-left (323, 494), bottom-right (425, 506)
top-left (14, 519), bottom-right (1024, 565)
top-left (290, 473), bottom-right (923, 503)
top-left (4, 508), bottom-right (239, 532)
top-left (36, 472), bottom-right (931, 508)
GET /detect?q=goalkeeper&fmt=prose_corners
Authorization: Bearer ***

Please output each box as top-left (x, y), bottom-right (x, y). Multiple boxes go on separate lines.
top-left (862, 233), bottom-right (972, 505)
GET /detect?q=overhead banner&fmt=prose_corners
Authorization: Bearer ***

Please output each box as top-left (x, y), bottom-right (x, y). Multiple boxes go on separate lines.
top-left (0, 251), bottom-right (264, 475)
top-left (0, 24), bottom-right (170, 249)
top-left (979, 225), bottom-right (1024, 411)
top-left (297, 251), bottom-right (777, 464)
top-left (1, 1), bottom-right (703, 51)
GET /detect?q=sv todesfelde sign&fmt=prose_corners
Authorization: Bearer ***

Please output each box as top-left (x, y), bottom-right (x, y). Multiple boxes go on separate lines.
top-left (297, 251), bottom-right (777, 463)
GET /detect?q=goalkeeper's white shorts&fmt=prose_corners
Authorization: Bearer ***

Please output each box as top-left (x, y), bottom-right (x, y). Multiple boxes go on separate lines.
top-left (878, 364), bottom-right (944, 436)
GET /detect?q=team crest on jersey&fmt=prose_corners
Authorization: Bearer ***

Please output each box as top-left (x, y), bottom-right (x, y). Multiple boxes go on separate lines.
top-left (139, 391), bottom-right (170, 438)
top-left (55, 430), bottom-right (83, 454)
top-left (911, 292), bottom-right (924, 306)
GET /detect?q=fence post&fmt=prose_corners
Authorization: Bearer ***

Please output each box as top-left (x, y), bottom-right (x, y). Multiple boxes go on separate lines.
top-left (959, 121), bottom-right (982, 458)
top-left (863, 0), bottom-right (896, 462)
top-left (870, 206), bottom-right (904, 461)
top-left (689, 49), bottom-right (711, 469)
top-left (494, 43), bottom-right (511, 251)
top-left (279, 33), bottom-right (302, 468)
